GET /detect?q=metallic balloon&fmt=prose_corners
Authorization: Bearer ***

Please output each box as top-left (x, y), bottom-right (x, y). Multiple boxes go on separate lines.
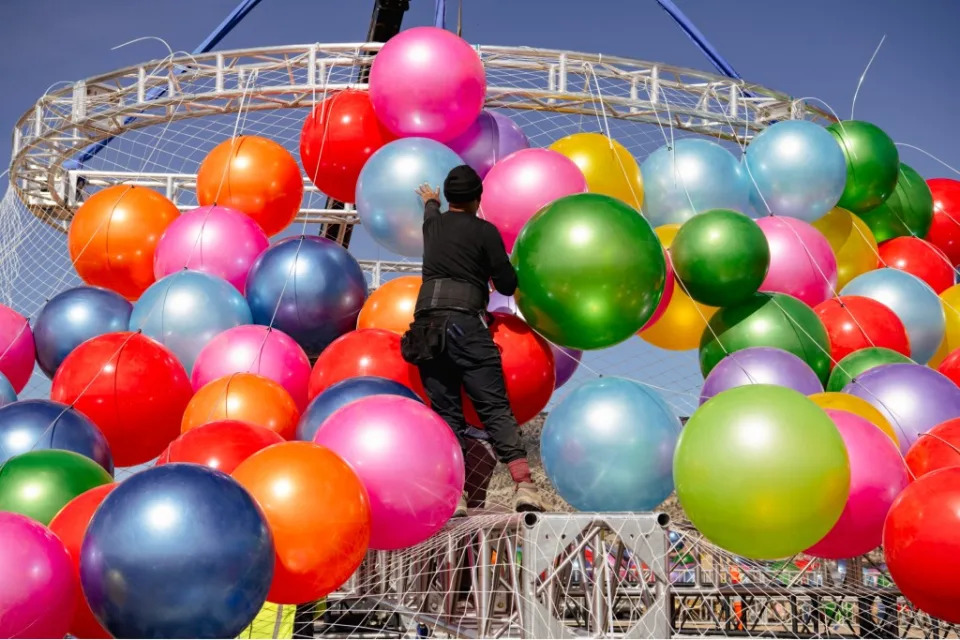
top-left (0, 374), bottom-right (14, 408)
top-left (0, 304), bottom-right (35, 394)
top-left (81, 464), bottom-right (274, 638)
top-left (245, 236), bottom-right (368, 357)
top-left (357, 275), bottom-right (421, 335)
top-left (812, 207), bottom-right (879, 290)
top-left (542, 377), bottom-right (680, 511)
top-left (827, 120), bottom-right (900, 214)
top-left (858, 163), bottom-right (934, 242)
top-left (447, 110), bottom-right (529, 178)
top-left (756, 216), bottom-right (837, 307)
top-left (826, 347), bottom-right (914, 393)
top-left (0, 450), bottom-right (113, 525)
top-left (549, 132), bottom-right (644, 210)
top-left (809, 391), bottom-right (899, 448)
top-left (700, 346), bottom-right (823, 404)
top-left (926, 178), bottom-right (960, 266)
top-left (930, 283), bottom-right (960, 367)
top-left (0, 400), bottom-right (113, 472)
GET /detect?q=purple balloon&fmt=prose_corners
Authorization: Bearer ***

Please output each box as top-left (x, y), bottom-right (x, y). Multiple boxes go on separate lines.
top-left (700, 347), bottom-right (823, 404)
top-left (446, 111), bottom-right (530, 178)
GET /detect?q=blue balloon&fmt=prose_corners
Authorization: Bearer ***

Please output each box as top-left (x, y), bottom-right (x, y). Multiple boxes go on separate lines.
top-left (130, 270), bottom-right (252, 374)
top-left (356, 137), bottom-right (464, 256)
top-left (0, 399), bottom-right (113, 473)
top-left (297, 375), bottom-right (423, 441)
top-left (742, 120), bottom-right (846, 222)
top-left (541, 377), bottom-right (681, 511)
top-left (640, 138), bottom-right (752, 226)
top-left (840, 267), bottom-right (945, 364)
top-left (0, 373), bottom-right (15, 408)
top-left (81, 464), bottom-right (273, 638)
top-left (34, 286), bottom-right (132, 379)
top-left (246, 236), bottom-right (368, 357)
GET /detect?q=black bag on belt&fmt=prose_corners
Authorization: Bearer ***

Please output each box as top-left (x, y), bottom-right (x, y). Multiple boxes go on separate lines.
top-left (400, 315), bottom-right (448, 365)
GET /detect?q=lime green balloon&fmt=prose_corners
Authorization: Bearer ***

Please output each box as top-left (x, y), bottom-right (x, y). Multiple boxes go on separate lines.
top-left (857, 163), bottom-right (933, 242)
top-left (512, 193), bottom-right (666, 350)
top-left (700, 292), bottom-right (832, 383)
top-left (0, 449), bottom-right (113, 525)
top-left (674, 384), bottom-right (850, 559)
top-left (827, 120), bottom-right (900, 214)
top-left (826, 346), bottom-right (914, 392)
top-left (671, 209), bottom-right (769, 307)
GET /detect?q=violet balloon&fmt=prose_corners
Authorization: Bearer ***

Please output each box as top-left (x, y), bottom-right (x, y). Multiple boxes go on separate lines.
top-left (0, 304), bottom-right (35, 394)
top-left (700, 346), bottom-right (823, 404)
top-left (447, 111), bottom-right (530, 178)
top-left (756, 216), bottom-right (838, 307)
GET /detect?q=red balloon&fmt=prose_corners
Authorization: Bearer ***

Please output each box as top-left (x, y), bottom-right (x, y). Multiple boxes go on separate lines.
top-left (157, 420), bottom-right (285, 474)
top-left (906, 418), bottom-right (960, 479)
top-left (884, 467), bottom-right (960, 623)
top-left (51, 332), bottom-right (194, 467)
top-left (813, 295), bottom-right (911, 364)
top-left (878, 236), bottom-right (955, 293)
top-left (939, 347), bottom-right (960, 387)
top-left (300, 90), bottom-right (395, 204)
top-left (926, 178), bottom-right (960, 267)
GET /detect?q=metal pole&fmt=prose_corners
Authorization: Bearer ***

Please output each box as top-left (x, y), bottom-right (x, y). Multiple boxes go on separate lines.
top-left (655, 0), bottom-right (742, 80)
top-left (434, 0), bottom-right (446, 29)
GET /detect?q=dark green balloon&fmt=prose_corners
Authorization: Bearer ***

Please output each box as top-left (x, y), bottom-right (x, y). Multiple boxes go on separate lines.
top-left (0, 449), bottom-right (113, 525)
top-left (512, 193), bottom-right (666, 350)
top-left (827, 120), bottom-right (900, 214)
top-left (826, 346), bottom-right (914, 392)
top-left (700, 292), bottom-right (832, 383)
top-left (671, 209), bottom-right (769, 307)
top-left (857, 163), bottom-right (934, 242)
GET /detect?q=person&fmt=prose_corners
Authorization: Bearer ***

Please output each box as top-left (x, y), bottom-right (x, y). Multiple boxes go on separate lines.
top-left (400, 164), bottom-right (544, 516)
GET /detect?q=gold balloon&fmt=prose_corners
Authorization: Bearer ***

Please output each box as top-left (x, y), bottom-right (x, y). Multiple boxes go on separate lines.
top-left (809, 391), bottom-right (899, 447)
top-left (929, 283), bottom-right (960, 367)
top-left (549, 132), bottom-right (644, 210)
top-left (812, 207), bottom-right (879, 290)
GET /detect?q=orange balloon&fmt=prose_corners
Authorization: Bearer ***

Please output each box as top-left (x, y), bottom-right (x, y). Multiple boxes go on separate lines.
top-left (232, 442), bottom-right (371, 604)
top-left (182, 372), bottom-right (300, 439)
top-left (357, 276), bottom-right (421, 334)
top-left (68, 185), bottom-right (179, 300)
top-left (196, 135), bottom-right (304, 237)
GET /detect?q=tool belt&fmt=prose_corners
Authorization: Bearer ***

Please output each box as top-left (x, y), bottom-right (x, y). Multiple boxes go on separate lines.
top-left (402, 278), bottom-right (488, 365)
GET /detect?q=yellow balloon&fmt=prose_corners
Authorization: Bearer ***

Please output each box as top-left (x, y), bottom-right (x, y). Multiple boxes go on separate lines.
top-left (655, 223), bottom-right (681, 248)
top-left (808, 392), bottom-right (899, 447)
top-left (812, 207), bottom-right (879, 290)
top-left (929, 283), bottom-right (960, 367)
top-left (237, 601), bottom-right (296, 638)
top-left (549, 132), bottom-right (644, 210)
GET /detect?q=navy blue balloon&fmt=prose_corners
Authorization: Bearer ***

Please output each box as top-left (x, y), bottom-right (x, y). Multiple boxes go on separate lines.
top-left (80, 464), bottom-right (273, 638)
top-left (245, 236), bottom-right (368, 357)
top-left (33, 286), bottom-right (132, 378)
top-left (296, 375), bottom-right (422, 441)
top-left (0, 400), bottom-right (113, 473)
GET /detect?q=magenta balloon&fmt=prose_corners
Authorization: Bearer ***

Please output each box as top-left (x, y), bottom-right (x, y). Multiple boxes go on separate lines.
top-left (154, 205), bottom-right (269, 292)
top-left (314, 395), bottom-right (464, 550)
top-left (446, 111), bottom-right (530, 178)
top-left (0, 512), bottom-right (77, 639)
top-left (806, 409), bottom-right (909, 559)
top-left (369, 26), bottom-right (485, 141)
top-left (756, 216), bottom-right (837, 306)
top-left (191, 325), bottom-right (311, 411)
top-left (641, 249), bottom-right (676, 330)
top-left (699, 346), bottom-right (823, 404)
top-left (480, 148), bottom-right (588, 252)
top-left (0, 305), bottom-right (35, 394)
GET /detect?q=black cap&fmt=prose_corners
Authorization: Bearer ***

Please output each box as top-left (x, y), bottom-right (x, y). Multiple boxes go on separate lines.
top-left (443, 165), bottom-right (483, 204)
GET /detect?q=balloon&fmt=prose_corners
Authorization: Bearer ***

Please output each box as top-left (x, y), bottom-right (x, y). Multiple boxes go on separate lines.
top-left (159, 420), bottom-right (284, 473)
top-left (297, 375), bottom-right (422, 442)
top-left (641, 244), bottom-right (676, 330)
top-left (939, 346), bottom-right (960, 387)
top-left (812, 207), bottom-right (880, 290)
top-left (131, 270), bottom-right (253, 374)
top-left (674, 385), bottom-right (850, 559)
top-left (192, 325), bottom-right (311, 411)
top-left (299, 89), bottom-right (395, 203)
top-left (742, 120), bottom-right (846, 222)
top-left (905, 418), bottom-right (960, 479)
top-left (0, 512), bottom-right (76, 639)
top-left (809, 391), bottom-right (900, 447)
top-left (309, 329), bottom-right (426, 401)
top-left (549, 132), bottom-right (643, 210)
top-left (542, 377), bottom-right (679, 511)
top-left (700, 292), bottom-right (832, 383)
top-left (232, 442), bottom-right (371, 604)
top-left (826, 346), bottom-right (914, 393)
top-left (369, 26), bottom-right (485, 141)
top-left (68, 185), bottom-right (180, 299)
top-left (879, 236), bottom-right (954, 293)
top-left (356, 137), bottom-right (464, 256)
top-left (0, 374), bottom-right (14, 408)
top-left (0, 399), bottom-right (113, 472)
top-left (0, 450), bottom-right (112, 525)
top-left (0, 305), bottom-right (34, 395)
top-left (640, 138), bottom-right (752, 227)
top-left (841, 268), bottom-right (945, 363)
top-left (82, 464), bottom-right (273, 637)
top-left (512, 193), bottom-right (666, 349)
top-left (814, 297), bottom-right (911, 366)
top-left (245, 236), bottom-right (368, 357)
top-left (487, 290), bottom-right (519, 315)
top-left (926, 178), bottom-right (960, 266)
top-left (479, 148), bottom-right (587, 252)
top-left (358, 276), bottom-right (420, 335)
top-left (154, 205), bottom-right (269, 292)
top-left (699, 346), bottom-right (823, 404)
top-left (826, 120), bottom-right (900, 214)
top-left (34, 286), bottom-right (132, 379)
top-left (447, 110), bottom-right (530, 178)
top-left (858, 163), bottom-right (934, 242)
top-left (183, 372), bottom-right (300, 439)
top-left (755, 216), bottom-right (837, 306)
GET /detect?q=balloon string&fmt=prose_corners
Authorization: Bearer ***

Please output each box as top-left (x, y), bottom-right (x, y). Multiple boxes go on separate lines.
top-left (850, 35), bottom-right (886, 121)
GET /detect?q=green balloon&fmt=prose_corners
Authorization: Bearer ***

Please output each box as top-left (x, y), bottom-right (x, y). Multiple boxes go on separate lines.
top-left (512, 193), bottom-right (666, 350)
top-left (0, 449), bottom-right (113, 525)
top-left (827, 120), bottom-right (900, 214)
top-left (826, 346), bottom-right (914, 392)
top-left (671, 209), bottom-right (769, 307)
top-left (700, 292), bottom-right (832, 383)
top-left (857, 163), bottom-right (934, 242)
top-left (674, 384), bottom-right (850, 560)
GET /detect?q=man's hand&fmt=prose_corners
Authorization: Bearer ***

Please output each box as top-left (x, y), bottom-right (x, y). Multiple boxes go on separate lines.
top-left (417, 183), bottom-right (441, 204)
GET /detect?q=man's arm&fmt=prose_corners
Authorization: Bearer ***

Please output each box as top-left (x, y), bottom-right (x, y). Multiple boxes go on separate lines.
top-left (417, 183), bottom-right (442, 222)
top-left (484, 224), bottom-right (518, 296)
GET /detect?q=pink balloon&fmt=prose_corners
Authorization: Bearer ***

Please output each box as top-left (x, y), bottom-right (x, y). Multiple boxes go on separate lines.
top-left (369, 26), bottom-right (485, 142)
top-left (0, 305), bottom-right (35, 394)
top-left (191, 325), bottom-right (311, 411)
top-left (641, 248), bottom-right (676, 330)
top-left (756, 216), bottom-right (838, 306)
top-left (806, 409), bottom-right (910, 559)
top-left (314, 395), bottom-right (464, 550)
top-left (0, 513), bottom-right (77, 639)
top-left (480, 149), bottom-right (588, 252)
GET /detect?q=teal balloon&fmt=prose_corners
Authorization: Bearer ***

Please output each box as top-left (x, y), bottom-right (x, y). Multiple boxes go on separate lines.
top-left (857, 163), bottom-right (934, 242)
top-left (512, 193), bottom-right (666, 350)
top-left (827, 120), bottom-right (900, 214)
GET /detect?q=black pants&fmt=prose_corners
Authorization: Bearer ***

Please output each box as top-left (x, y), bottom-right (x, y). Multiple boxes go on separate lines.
top-left (416, 312), bottom-right (527, 465)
